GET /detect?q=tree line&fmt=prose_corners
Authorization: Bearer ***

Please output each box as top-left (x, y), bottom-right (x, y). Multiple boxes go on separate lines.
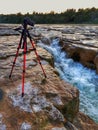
top-left (0, 7), bottom-right (98, 24)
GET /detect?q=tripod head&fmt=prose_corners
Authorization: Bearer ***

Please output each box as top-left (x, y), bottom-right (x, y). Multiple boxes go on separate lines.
top-left (23, 17), bottom-right (35, 29)
top-left (14, 17), bottom-right (35, 34)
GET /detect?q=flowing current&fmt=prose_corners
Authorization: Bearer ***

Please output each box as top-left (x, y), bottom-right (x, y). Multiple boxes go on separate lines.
top-left (39, 39), bottom-right (98, 123)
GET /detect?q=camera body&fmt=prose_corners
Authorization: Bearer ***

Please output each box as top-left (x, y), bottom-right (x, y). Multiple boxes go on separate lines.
top-left (23, 17), bottom-right (34, 28)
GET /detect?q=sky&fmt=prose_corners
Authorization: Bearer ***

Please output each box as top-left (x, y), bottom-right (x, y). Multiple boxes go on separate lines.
top-left (0, 0), bottom-right (98, 14)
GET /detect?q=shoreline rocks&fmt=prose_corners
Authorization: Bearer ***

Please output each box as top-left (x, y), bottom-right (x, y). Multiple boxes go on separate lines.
top-left (0, 24), bottom-right (98, 129)
top-left (59, 38), bottom-right (98, 70)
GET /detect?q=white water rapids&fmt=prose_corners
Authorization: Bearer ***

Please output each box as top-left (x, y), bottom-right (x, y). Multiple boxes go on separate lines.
top-left (38, 39), bottom-right (98, 123)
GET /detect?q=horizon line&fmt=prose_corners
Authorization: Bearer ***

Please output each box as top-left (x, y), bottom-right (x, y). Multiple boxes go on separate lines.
top-left (0, 7), bottom-right (97, 15)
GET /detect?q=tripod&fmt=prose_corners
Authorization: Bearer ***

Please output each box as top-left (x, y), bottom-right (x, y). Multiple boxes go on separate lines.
top-left (9, 17), bottom-right (46, 97)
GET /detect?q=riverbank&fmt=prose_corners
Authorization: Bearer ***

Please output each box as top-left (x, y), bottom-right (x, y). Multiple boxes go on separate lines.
top-left (0, 24), bottom-right (98, 129)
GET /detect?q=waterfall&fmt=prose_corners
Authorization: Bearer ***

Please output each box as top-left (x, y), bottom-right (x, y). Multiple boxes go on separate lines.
top-left (38, 39), bottom-right (98, 123)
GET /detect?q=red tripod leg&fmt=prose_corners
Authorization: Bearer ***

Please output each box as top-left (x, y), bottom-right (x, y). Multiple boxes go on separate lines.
top-left (22, 42), bottom-right (26, 97)
top-left (30, 40), bottom-right (46, 78)
top-left (9, 44), bottom-right (21, 78)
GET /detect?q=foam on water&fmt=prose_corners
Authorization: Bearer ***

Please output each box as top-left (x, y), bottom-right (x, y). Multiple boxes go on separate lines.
top-left (38, 39), bottom-right (98, 122)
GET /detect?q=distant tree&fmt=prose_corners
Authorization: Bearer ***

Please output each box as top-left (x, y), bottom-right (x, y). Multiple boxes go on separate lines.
top-left (63, 9), bottom-right (76, 23)
top-left (0, 8), bottom-right (98, 24)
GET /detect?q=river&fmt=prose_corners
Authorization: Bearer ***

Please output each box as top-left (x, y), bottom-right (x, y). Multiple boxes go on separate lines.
top-left (38, 38), bottom-right (98, 123)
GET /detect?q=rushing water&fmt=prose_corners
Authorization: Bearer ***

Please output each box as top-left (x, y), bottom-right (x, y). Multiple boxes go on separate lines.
top-left (38, 39), bottom-right (98, 123)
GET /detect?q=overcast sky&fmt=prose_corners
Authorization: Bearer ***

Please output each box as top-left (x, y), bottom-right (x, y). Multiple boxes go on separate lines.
top-left (0, 0), bottom-right (98, 14)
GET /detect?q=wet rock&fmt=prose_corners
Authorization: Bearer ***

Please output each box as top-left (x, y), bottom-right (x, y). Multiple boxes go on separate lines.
top-left (79, 48), bottom-right (96, 69)
top-left (37, 46), bottom-right (54, 67)
top-left (41, 37), bottom-right (51, 45)
top-left (64, 121), bottom-right (78, 130)
top-left (0, 27), bottom-right (19, 36)
top-left (0, 89), bottom-right (4, 100)
top-left (60, 39), bottom-right (97, 70)
top-left (73, 112), bottom-right (98, 130)
top-left (94, 54), bottom-right (98, 73)
top-left (20, 122), bottom-right (31, 130)
top-left (0, 52), bottom-right (7, 59)
top-left (0, 114), bottom-right (6, 130)
top-left (52, 127), bottom-right (66, 130)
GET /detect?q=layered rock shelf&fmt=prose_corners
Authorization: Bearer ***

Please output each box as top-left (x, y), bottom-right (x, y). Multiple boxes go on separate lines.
top-left (38, 25), bottom-right (98, 73)
top-left (0, 24), bottom-right (98, 130)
